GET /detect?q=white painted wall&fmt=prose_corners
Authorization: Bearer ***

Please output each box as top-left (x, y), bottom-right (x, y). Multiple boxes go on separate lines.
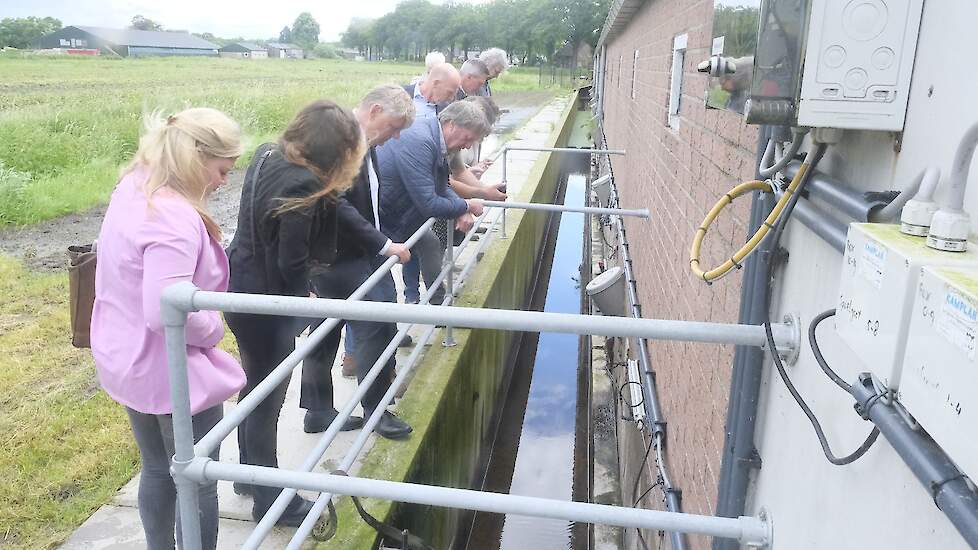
top-left (750, 2), bottom-right (978, 548)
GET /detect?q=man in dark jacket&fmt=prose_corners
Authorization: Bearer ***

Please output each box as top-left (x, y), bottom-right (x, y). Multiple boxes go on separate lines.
top-left (301, 85), bottom-right (418, 440)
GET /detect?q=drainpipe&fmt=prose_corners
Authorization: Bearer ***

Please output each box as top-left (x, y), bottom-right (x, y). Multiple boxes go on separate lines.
top-left (714, 126), bottom-right (777, 550)
top-left (599, 121), bottom-right (688, 550)
top-left (851, 375), bottom-right (978, 546)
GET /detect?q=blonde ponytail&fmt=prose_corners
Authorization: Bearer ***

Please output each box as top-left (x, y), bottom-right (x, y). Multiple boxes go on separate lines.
top-left (125, 107), bottom-right (243, 240)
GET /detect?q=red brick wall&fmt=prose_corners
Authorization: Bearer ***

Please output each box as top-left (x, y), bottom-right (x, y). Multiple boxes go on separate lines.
top-left (600, 1), bottom-right (758, 547)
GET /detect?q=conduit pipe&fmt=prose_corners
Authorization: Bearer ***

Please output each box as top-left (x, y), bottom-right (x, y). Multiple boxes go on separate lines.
top-left (716, 125), bottom-right (777, 550)
top-left (758, 127), bottom-right (808, 178)
top-left (783, 161), bottom-right (891, 222)
top-left (606, 178), bottom-right (688, 550)
top-left (851, 375), bottom-right (978, 547)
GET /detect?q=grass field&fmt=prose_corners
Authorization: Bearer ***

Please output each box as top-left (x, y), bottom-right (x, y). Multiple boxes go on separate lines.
top-left (0, 55), bottom-right (558, 226)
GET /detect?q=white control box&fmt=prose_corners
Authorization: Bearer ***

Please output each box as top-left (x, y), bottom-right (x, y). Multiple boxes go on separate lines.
top-left (835, 224), bottom-right (978, 388)
top-left (798, 0), bottom-right (925, 131)
top-left (900, 266), bottom-right (978, 481)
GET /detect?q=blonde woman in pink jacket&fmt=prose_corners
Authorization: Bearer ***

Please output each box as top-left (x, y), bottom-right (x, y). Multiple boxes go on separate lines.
top-left (91, 108), bottom-right (246, 550)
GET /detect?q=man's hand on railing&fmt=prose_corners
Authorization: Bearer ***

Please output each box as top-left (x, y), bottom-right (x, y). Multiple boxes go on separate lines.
top-left (479, 183), bottom-right (507, 201)
top-left (466, 199), bottom-right (485, 217)
top-left (470, 159), bottom-right (493, 179)
top-left (384, 242), bottom-right (411, 264)
top-left (455, 212), bottom-right (475, 233)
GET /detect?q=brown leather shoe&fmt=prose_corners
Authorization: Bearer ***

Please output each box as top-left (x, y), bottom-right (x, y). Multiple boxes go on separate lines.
top-left (342, 354), bottom-right (356, 378)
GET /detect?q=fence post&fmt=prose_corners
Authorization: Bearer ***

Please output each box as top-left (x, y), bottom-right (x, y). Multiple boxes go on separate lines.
top-left (443, 222), bottom-right (457, 347)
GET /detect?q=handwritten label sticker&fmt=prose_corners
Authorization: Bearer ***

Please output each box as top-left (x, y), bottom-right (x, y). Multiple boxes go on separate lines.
top-left (938, 286), bottom-right (978, 360)
top-left (859, 240), bottom-right (886, 289)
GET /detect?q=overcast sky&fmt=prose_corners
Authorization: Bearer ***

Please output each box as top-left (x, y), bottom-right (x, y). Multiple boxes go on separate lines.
top-left (0, 0), bottom-right (478, 42)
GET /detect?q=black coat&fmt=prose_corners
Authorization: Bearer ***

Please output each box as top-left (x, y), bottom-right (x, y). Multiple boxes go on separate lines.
top-left (228, 144), bottom-right (388, 299)
top-left (335, 148), bottom-right (388, 262)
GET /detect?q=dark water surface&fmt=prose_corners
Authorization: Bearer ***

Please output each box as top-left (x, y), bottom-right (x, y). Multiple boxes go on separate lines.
top-left (466, 173), bottom-right (586, 550)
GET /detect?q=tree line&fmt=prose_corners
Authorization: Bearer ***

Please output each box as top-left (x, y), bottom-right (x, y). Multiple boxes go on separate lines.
top-left (0, 13), bottom-right (335, 58)
top-left (341, 0), bottom-right (610, 66)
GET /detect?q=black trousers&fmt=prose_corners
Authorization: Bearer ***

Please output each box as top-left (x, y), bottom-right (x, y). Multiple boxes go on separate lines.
top-left (225, 311), bottom-right (300, 508)
top-left (303, 255), bottom-right (396, 414)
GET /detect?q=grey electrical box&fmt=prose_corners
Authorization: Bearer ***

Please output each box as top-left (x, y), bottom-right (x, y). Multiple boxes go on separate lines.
top-left (705, 0), bottom-right (761, 115)
top-left (745, 0), bottom-right (811, 125)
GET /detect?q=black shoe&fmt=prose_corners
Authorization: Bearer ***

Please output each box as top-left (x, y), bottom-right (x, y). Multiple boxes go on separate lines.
top-left (398, 334), bottom-right (414, 348)
top-left (303, 409), bottom-right (365, 434)
top-left (371, 410), bottom-right (412, 440)
top-left (253, 495), bottom-right (315, 527)
top-left (233, 482), bottom-right (253, 496)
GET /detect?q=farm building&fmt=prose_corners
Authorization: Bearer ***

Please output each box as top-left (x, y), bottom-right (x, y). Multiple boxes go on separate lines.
top-left (266, 42), bottom-right (303, 59)
top-left (36, 26), bottom-right (219, 57)
top-left (592, 0), bottom-right (978, 549)
top-left (219, 42), bottom-right (268, 59)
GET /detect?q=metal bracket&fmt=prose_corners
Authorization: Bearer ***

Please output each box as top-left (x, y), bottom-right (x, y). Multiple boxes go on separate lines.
top-left (751, 507), bottom-right (774, 549)
top-left (777, 313), bottom-right (801, 366)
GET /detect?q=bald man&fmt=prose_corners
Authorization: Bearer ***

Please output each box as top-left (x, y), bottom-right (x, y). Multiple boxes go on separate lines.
top-left (404, 62), bottom-right (461, 116)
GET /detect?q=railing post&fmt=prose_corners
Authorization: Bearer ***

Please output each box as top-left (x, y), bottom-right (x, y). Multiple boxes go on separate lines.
top-left (161, 283), bottom-right (202, 550)
top-left (443, 221), bottom-right (457, 347)
top-left (499, 148), bottom-right (508, 239)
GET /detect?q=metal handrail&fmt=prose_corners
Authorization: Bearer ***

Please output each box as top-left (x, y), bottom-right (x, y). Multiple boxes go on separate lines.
top-left (159, 141), bottom-right (780, 550)
top-left (244, 209), bottom-right (495, 546)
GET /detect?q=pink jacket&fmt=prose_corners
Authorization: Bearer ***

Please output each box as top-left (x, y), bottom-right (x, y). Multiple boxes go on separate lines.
top-left (91, 168), bottom-right (245, 415)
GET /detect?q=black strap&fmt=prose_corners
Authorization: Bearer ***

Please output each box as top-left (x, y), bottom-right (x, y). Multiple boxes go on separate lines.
top-left (249, 149), bottom-right (274, 257)
top-left (331, 470), bottom-right (434, 550)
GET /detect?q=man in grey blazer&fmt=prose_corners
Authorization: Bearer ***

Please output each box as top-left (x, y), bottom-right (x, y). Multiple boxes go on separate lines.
top-left (376, 101), bottom-right (489, 304)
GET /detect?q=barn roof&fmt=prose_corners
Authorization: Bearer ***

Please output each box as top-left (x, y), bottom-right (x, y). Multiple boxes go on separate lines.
top-left (222, 42), bottom-right (266, 51)
top-left (266, 42), bottom-right (302, 50)
top-left (74, 26), bottom-right (219, 49)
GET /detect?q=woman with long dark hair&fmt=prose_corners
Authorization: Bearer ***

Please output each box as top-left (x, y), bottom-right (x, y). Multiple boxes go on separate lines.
top-left (224, 100), bottom-right (365, 526)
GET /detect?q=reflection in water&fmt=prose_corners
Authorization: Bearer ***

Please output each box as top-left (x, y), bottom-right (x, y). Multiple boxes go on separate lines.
top-left (494, 174), bottom-right (586, 550)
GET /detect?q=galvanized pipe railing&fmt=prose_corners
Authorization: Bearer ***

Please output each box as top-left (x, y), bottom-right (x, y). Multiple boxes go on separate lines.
top-left (159, 141), bottom-right (784, 550)
top-left (190, 460), bottom-right (772, 546)
top-left (499, 145), bottom-right (627, 237)
top-left (481, 198), bottom-right (650, 218)
top-left (178, 288), bottom-right (798, 350)
top-left (243, 210), bottom-right (495, 546)
top-left (193, 217), bottom-right (437, 457)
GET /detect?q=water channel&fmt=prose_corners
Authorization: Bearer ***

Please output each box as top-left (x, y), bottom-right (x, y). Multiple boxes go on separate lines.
top-left (463, 158), bottom-right (590, 550)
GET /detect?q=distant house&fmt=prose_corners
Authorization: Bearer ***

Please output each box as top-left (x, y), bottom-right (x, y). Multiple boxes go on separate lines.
top-left (266, 42), bottom-right (303, 59)
top-left (36, 26), bottom-right (219, 57)
top-left (219, 42), bottom-right (268, 59)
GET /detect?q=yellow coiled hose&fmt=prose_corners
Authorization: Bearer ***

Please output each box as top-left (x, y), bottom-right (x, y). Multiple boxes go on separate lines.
top-left (689, 162), bottom-right (810, 283)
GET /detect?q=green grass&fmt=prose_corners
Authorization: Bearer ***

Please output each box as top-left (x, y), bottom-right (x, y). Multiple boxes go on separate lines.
top-left (0, 255), bottom-right (244, 549)
top-left (0, 55), bottom-right (558, 225)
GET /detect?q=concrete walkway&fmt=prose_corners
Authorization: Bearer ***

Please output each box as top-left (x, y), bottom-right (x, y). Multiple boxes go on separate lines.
top-left (60, 94), bottom-right (574, 550)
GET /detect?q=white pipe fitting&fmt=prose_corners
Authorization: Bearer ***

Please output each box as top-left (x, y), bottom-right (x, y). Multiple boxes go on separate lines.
top-left (899, 167), bottom-right (941, 236)
top-left (928, 122), bottom-right (978, 251)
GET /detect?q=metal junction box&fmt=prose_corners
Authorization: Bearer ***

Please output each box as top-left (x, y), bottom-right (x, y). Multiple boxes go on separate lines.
top-left (798, 0), bottom-right (925, 131)
top-left (835, 224), bottom-right (978, 388)
top-left (900, 266), bottom-right (978, 481)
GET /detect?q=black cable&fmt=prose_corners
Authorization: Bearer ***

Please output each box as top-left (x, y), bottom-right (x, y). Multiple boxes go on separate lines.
top-left (809, 308), bottom-right (852, 394)
top-left (762, 144), bottom-right (881, 466)
top-left (631, 431), bottom-right (657, 550)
